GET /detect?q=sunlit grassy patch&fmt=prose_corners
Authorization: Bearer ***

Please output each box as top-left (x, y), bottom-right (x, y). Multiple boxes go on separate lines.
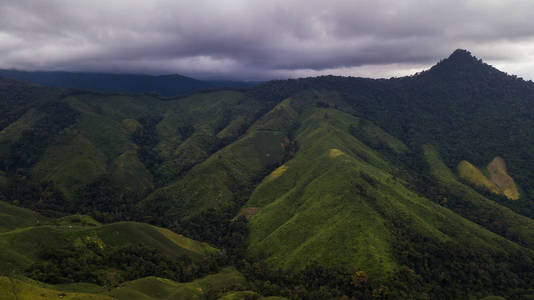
top-left (487, 157), bottom-right (520, 200)
top-left (328, 148), bottom-right (344, 158)
top-left (456, 157), bottom-right (520, 200)
top-left (266, 165), bottom-right (288, 181)
top-left (458, 160), bottom-right (500, 194)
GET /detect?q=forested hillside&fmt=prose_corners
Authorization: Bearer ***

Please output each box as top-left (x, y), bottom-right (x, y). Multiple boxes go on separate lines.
top-left (3, 50), bottom-right (534, 299)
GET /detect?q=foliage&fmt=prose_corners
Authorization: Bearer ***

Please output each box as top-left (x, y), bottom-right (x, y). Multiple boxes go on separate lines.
top-left (5, 101), bottom-right (79, 170)
top-left (0, 276), bottom-right (115, 300)
top-left (5, 50), bottom-right (534, 299)
top-left (72, 176), bottom-right (140, 222)
top-left (3, 173), bottom-right (67, 217)
top-left (106, 267), bottom-right (250, 300)
top-left (25, 243), bottom-right (212, 285)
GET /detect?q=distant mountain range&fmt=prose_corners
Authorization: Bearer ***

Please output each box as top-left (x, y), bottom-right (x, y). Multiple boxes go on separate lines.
top-left (2, 49), bottom-right (534, 299)
top-left (0, 69), bottom-right (257, 97)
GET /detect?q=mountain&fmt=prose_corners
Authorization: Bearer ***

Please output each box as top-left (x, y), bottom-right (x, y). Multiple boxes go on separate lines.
top-left (0, 200), bottom-right (285, 300)
top-left (0, 69), bottom-right (256, 97)
top-left (2, 50), bottom-right (534, 299)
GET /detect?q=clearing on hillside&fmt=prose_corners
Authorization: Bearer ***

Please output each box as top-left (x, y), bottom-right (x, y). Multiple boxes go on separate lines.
top-left (235, 207), bottom-right (261, 219)
top-left (487, 157), bottom-right (520, 200)
top-left (265, 165), bottom-right (288, 182)
top-left (329, 148), bottom-right (344, 158)
top-left (457, 160), bottom-right (500, 194)
top-left (457, 157), bottom-right (520, 200)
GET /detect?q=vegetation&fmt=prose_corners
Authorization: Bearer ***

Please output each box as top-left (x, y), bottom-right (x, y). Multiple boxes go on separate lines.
top-left (0, 200), bottom-right (48, 232)
top-left (0, 268), bottom-right (264, 300)
top-left (27, 243), bottom-right (206, 285)
top-left (4, 50), bottom-right (534, 298)
top-left (0, 276), bottom-right (115, 300)
top-left (0, 210), bottom-right (218, 276)
top-left (106, 267), bottom-right (249, 300)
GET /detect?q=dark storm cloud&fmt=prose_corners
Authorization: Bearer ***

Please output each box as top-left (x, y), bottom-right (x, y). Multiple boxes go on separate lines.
top-left (1, 0), bottom-right (534, 80)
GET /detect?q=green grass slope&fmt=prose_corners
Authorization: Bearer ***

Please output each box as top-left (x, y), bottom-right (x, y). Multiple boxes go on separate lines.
top-left (31, 133), bottom-right (108, 198)
top-left (141, 97), bottom-right (300, 221)
top-left (246, 107), bottom-right (534, 287)
top-left (106, 267), bottom-right (248, 300)
top-left (247, 108), bottom-right (398, 276)
top-left (4, 52), bottom-right (534, 298)
top-left (0, 201), bottom-right (48, 233)
top-left (424, 145), bottom-right (534, 249)
top-left (0, 220), bottom-right (217, 274)
top-left (0, 108), bottom-right (43, 145)
top-left (0, 268), bottom-right (256, 300)
top-left (219, 291), bottom-right (288, 300)
top-left (0, 276), bottom-right (115, 300)
top-left (1, 89), bottom-right (264, 208)
top-left (154, 90), bottom-right (263, 183)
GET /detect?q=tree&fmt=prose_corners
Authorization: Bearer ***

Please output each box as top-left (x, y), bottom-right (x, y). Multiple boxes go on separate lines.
top-left (351, 270), bottom-right (368, 288)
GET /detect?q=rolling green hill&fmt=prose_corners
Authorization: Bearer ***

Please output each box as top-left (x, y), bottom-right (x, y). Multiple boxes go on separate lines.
top-left (3, 50), bottom-right (534, 298)
top-left (0, 200), bottom-right (49, 232)
top-left (0, 203), bottom-right (263, 299)
top-left (243, 103), bottom-right (534, 298)
top-left (0, 276), bottom-right (115, 300)
top-left (106, 267), bottom-right (248, 300)
top-left (0, 208), bottom-right (218, 276)
top-left (140, 96), bottom-right (299, 224)
top-left (0, 267), bottom-right (279, 300)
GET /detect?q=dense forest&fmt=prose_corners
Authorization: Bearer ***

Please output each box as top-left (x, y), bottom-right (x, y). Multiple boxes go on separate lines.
top-left (3, 50), bottom-right (534, 299)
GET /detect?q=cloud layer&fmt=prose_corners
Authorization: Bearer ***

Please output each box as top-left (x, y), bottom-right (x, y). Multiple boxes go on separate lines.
top-left (1, 0), bottom-right (534, 80)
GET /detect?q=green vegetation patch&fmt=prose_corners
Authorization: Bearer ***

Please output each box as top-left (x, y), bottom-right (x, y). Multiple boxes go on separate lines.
top-left (0, 276), bottom-right (115, 300)
top-left (122, 118), bottom-right (142, 133)
top-left (247, 108), bottom-right (534, 300)
top-left (457, 157), bottom-right (520, 200)
top-left (109, 150), bottom-right (154, 195)
top-left (0, 108), bottom-right (43, 144)
top-left (142, 96), bottom-right (298, 224)
top-left (0, 220), bottom-right (218, 276)
top-left (155, 226), bottom-right (219, 257)
top-left (92, 222), bottom-right (217, 260)
top-left (247, 108), bottom-right (399, 276)
top-left (0, 201), bottom-right (48, 233)
top-left (32, 134), bottom-right (107, 198)
top-left (458, 160), bottom-right (501, 194)
top-left (424, 145), bottom-right (534, 248)
top-left (106, 267), bottom-right (248, 300)
top-left (218, 290), bottom-right (289, 299)
top-left (348, 118), bottom-right (409, 154)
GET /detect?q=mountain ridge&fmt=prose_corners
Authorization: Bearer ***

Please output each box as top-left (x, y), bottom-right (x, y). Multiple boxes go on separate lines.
top-left (2, 50), bottom-right (534, 298)
top-left (0, 69), bottom-right (256, 97)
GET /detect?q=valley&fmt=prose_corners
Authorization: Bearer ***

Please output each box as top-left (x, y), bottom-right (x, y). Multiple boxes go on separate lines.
top-left (2, 50), bottom-right (534, 299)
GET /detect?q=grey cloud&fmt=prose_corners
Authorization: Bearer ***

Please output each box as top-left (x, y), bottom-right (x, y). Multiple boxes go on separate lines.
top-left (1, 0), bottom-right (534, 80)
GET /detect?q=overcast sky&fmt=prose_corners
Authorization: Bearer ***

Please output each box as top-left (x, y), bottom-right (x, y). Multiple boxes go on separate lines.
top-left (1, 0), bottom-right (534, 81)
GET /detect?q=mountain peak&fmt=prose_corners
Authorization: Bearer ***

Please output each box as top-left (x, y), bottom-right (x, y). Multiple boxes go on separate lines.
top-left (448, 49), bottom-right (475, 59)
top-left (442, 49), bottom-right (483, 66)
top-left (422, 48), bottom-right (501, 80)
